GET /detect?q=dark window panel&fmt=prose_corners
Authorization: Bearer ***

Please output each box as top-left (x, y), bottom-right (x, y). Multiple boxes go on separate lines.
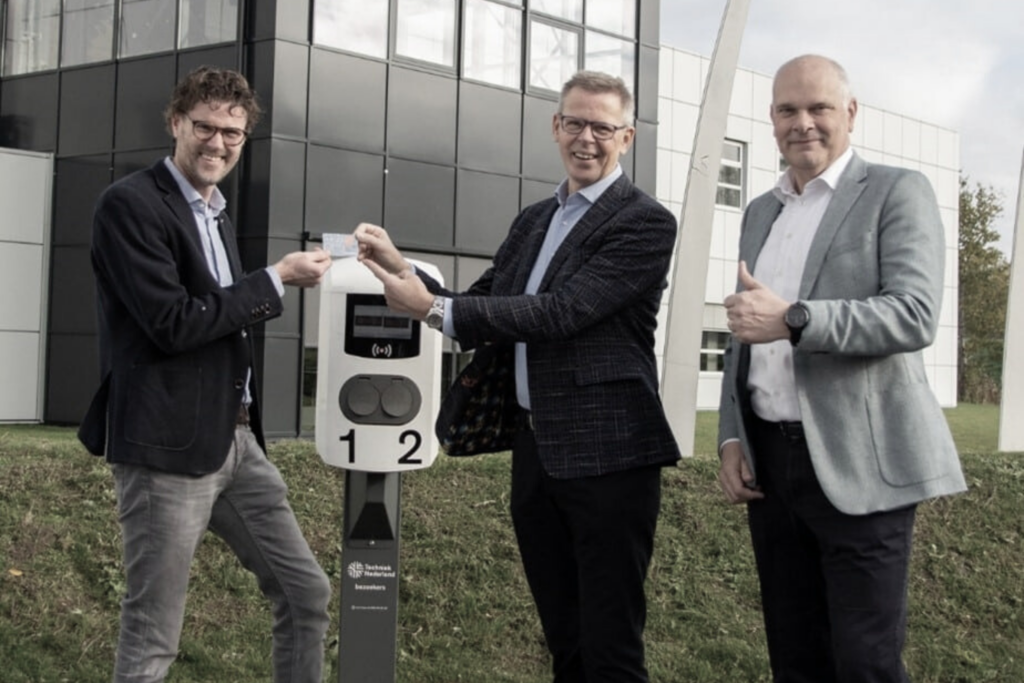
top-left (521, 178), bottom-right (557, 210)
top-left (59, 65), bottom-right (116, 156)
top-left (259, 335), bottom-right (302, 437)
top-left (457, 82), bottom-right (521, 175)
top-left (309, 49), bottom-right (386, 153)
top-left (455, 255), bottom-right (492, 292)
top-left (53, 155), bottom-right (112, 247)
top-left (176, 45), bottom-right (240, 80)
top-left (45, 332), bottom-right (98, 424)
top-left (384, 158), bottom-right (454, 251)
top-left (632, 119), bottom-right (657, 197)
top-left (305, 146), bottom-right (384, 238)
top-left (455, 170), bottom-right (519, 254)
top-left (247, 39), bottom-right (309, 139)
top-left (0, 74), bottom-right (59, 151)
top-left (115, 56), bottom-right (177, 151)
top-left (387, 67), bottom-right (457, 164)
top-left (521, 95), bottom-right (563, 182)
top-left (113, 149), bottom-right (166, 181)
top-left (265, 138), bottom-right (307, 238)
top-left (48, 245), bottom-right (96, 335)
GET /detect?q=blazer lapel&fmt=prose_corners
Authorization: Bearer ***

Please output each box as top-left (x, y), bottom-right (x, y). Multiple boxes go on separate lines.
top-left (216, 214), bottom-right (244, 280)
top-left (799, 153), bottom-right (868, 298)
top-left (740, 197), bottom-right (782, 273)
top-left (538, 175), bottom-right (629, 292)
top-left (511, 199), bottom-right (558, 294)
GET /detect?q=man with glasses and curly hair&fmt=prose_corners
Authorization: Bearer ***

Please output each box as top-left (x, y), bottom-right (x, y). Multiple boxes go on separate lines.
top-left (79, 66), bottom-right (332, 683)
top-left (355, 71), bottom-right (681, 683)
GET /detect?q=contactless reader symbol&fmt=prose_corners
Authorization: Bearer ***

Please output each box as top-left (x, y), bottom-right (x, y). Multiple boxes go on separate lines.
top-left (371, 343), bottom-right (392, 358)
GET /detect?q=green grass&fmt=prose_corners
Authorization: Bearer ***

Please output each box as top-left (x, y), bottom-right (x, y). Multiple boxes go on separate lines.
top-left (1, 406), bottom-right (1021, 682)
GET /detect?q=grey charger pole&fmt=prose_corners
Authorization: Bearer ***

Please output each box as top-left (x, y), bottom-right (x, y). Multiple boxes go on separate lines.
top-left (338, 470), bottom-right (402, 682)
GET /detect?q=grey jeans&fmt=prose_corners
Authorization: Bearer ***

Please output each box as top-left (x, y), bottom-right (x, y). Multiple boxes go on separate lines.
top-left (111, 426), bottom-right (331, 683)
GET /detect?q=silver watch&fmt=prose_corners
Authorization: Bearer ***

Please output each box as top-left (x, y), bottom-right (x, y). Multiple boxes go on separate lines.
top-left (425, 296), bottom-right (445, 330)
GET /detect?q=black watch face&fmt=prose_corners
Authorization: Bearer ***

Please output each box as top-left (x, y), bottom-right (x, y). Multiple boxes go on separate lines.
top-left (786, 305), bottom-right (809, 328)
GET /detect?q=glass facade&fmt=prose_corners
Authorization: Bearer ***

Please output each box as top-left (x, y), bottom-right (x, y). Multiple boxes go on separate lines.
top-left (0, 0), bottom-right (656, 434)
top-left (3, 0), bottom-right (61, 75)
top-left (62, 0), bottom-right (115, 67)
top-left (395, 0), bottom-right (458, 67)
top-left (1, 0), bottom-right (237, 75)
top-left (463, 0), bottom-right (522, 88)
top-left (313, 0), bottom-right (389, 58)
top-left (716, 140), bottom-right (745, 209)
top-left (120, 0), bottom-right (175, 58)
top-left (700, 330), bottom-right (730, 372)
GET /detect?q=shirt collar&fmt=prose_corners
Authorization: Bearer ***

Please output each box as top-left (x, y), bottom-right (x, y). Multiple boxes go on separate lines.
top-left (773, 147), bottom-right (854, 201)
top-left (163, 156), bottom-right (226, 214)
top-left (554, 164), bottom-right (623, 207)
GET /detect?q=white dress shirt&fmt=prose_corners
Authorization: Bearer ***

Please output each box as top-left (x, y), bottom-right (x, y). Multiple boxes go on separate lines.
top-left (747, 147), bottom-right (854, 422)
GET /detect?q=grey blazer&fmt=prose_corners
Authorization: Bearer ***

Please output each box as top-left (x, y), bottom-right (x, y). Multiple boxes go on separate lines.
top-left (719, 152), bottom-right (966, 514)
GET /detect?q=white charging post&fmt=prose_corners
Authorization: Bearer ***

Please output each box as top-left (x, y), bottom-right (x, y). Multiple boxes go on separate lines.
top-left (315, 247), bottom-right (442, 682)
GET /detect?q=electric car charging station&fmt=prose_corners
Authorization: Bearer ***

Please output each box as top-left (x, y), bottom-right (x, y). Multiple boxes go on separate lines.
top-left (315, 244), bottom-right (443, 682)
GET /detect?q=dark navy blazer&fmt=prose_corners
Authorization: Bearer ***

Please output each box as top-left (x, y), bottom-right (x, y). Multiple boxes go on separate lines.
top-left (427, 174), bottom-right (681, 479)
top-left (79, 160), bottom-right (282, 475)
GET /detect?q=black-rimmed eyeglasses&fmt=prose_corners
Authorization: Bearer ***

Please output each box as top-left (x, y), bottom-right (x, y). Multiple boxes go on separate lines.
top-left (558, 115), bottom-right (628, 140)
top-left (189, 118), bottom-right (248, 146)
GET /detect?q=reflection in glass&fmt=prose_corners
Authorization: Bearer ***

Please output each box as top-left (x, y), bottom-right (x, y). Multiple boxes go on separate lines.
top-left (586, 0), bottom-right (635, 38)
top-left (3, 0), bottom-right (61, 75)
top-left (532, 0), bottom-right (582, 23)
top-left (584, 31), bottom-right (634, 94)
top-left (119, 0), bottom-right (174, 58)
top-left (529, 21), bottom-right (579, 92)
top-left (180, 0), bottom-right (238, 49)
top-left (63, 0), bottom-right (115, 67)
top-left (396, 0), bottom-right (457, 67)
top-left (463, 0), bottom-right (521, 88)
top-left (313, 0), bottom-right (388, 59)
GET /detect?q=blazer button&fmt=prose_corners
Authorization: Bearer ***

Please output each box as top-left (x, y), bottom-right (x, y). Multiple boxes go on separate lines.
top-left (241, 330), bottom-right (248, 338)
top-left (234, 379), bottom-right (244, 389)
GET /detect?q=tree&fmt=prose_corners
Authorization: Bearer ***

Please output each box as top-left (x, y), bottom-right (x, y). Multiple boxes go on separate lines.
top-left (958, 176), bottom-right (1009, 403)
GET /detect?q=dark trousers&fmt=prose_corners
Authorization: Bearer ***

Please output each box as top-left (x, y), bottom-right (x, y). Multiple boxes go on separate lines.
top-left (747, 417), bottom-right (916, 683)
top-left (510, 429), bottom-right (662, 683)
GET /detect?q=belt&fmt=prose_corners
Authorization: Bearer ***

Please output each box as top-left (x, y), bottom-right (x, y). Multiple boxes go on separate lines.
top-left (237, 403), bottom-right (250, 426)
top-left (771, 420), bottom-right (804, 440)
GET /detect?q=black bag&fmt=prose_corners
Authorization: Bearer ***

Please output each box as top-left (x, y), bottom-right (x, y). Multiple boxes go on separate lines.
top-left (435, 344), bottom-right (519, 456)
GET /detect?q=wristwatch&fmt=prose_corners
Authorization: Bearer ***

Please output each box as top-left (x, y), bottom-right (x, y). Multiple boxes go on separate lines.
top-left (425, 296), bottom-right (446, 331)
top-left (784, 302), bottom-right (810, 346)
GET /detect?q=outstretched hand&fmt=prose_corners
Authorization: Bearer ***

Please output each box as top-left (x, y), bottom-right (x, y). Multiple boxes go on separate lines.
top-left (361, 258), bottom-right (434, 320)
top-left (273, 247), bottom-right (332, 288)
top-left (353, 223), bottom-right (410, 275)
top-left (723, 261), bottom-right (790, 344)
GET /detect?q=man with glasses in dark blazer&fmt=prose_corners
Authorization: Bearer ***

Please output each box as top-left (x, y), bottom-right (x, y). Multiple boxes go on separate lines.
top-left (79, 66), bottom-right (332, 683)
top-left (354, 71), bottom-right (681, 683)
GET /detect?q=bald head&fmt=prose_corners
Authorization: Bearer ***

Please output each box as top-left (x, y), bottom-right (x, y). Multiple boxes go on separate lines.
top-left (770, 54), bottom-right (858, 192)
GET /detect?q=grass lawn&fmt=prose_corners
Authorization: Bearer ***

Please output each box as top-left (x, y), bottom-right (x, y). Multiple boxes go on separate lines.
top-left (1, 405), bottom-right (1021, 682)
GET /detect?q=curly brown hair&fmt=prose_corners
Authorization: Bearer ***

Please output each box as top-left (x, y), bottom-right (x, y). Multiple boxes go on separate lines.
top-left (163, 66), bottom-right (263, 134)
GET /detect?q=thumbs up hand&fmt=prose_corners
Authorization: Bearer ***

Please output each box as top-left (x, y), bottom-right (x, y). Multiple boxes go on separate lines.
top-left (723, 261), bottom-right (792, 344)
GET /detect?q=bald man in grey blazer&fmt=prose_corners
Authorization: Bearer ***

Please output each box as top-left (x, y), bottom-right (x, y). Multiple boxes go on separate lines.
top-left (718, 55), bottom-right (966, 683)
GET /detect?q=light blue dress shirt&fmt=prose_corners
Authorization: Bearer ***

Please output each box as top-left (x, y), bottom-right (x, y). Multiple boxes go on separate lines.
top-left (437, 164), bottom-right (623, 410)
top-left (163, 157), bottom-right (284, 406)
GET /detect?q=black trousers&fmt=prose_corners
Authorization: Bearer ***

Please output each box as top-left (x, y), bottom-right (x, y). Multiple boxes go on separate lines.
top-left (747, 417), bottom-right (916, 683)
top-left (510, 428), bottom-right (662, 683)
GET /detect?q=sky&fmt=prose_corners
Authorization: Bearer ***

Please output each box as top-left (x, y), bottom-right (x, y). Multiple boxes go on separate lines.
top-left (660, 0), bottom-right (1024, 255)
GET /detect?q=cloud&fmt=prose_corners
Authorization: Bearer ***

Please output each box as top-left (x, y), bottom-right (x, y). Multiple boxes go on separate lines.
top-left (660, 0), bottom-right (1024, 253)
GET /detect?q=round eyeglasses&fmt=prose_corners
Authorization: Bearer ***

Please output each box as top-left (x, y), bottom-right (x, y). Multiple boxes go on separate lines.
top-left (189, 118), bottom-right (248, 147)
top-left (558, 115), bottom-right (628, 140)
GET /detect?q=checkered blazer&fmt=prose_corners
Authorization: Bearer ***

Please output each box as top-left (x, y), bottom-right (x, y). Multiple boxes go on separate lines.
top-left (425, 174), bottom-right (681, 479)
